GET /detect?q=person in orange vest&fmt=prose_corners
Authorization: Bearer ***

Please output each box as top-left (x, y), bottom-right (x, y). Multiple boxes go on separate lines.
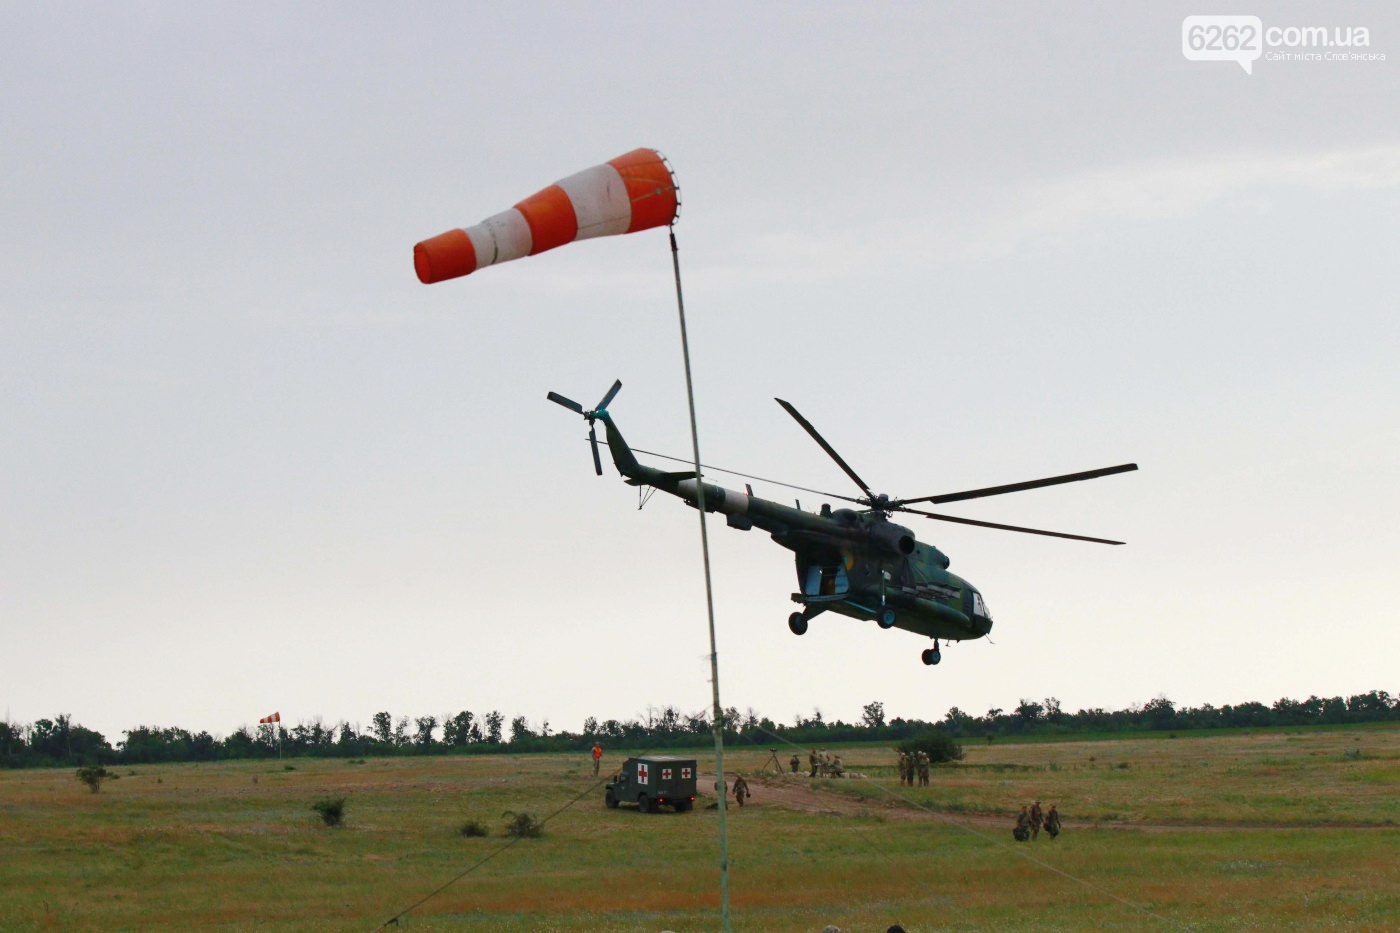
top-left (591, 742), bottom-right (603, 776)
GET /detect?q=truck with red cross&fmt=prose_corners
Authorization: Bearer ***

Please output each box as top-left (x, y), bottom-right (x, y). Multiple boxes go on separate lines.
top-left (604, 755), bottom-right (698, 812)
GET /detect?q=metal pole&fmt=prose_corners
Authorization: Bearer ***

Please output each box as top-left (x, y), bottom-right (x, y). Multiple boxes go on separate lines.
top-left (669, 229), bottom-right (731, 932)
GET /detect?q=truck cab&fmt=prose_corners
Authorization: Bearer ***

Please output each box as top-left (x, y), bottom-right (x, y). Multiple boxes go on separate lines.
top-left (605, 755), bottom-right (698, 812)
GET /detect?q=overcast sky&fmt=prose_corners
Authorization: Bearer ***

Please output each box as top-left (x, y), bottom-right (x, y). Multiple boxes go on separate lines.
top-left (4, 2), bottom-right (1398, 744)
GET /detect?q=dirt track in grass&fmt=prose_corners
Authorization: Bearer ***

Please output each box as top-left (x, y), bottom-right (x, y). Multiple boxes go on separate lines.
top-left (703, 772), bottom-right (1393, 833)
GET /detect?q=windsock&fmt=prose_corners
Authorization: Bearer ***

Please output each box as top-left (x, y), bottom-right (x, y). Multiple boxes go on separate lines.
top-left (414, 148), bottom-right (678, 284)
top-left (259, 712), bottom-right (281, 724)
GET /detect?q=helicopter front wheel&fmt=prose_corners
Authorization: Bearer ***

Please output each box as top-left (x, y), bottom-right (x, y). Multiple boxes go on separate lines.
top-left (877, 608), bottom-right (897, 629)
top-left (788, 612), bottom-right (808, 636)
top-left (921, 645), bottom-right (942, 666)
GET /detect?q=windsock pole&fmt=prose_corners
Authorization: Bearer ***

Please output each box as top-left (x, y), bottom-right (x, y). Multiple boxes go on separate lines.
top-left (668, 229), bottom-right (731, 933)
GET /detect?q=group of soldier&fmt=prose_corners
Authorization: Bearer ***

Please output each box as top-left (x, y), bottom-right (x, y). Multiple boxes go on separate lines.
top-left (789, 749), bottom-right (845, 777)
top-left (1013, 800), bottom-right (1061, 841)
top-left (897, 750), bottom-right (931, 786)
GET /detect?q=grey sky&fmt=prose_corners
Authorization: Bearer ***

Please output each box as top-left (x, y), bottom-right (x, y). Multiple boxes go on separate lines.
top-left (4, 3), bottom-right (1398, 744)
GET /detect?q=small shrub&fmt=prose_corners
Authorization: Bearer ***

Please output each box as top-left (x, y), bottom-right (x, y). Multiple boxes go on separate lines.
top-left (283, 764), bottom-right (297, 771)
top-left (897, 729), bottom-right (964, 764)
top-left (1342, 748), bottom-right (1364, 761)
top-left (312, 796), bottom-right (347, 827)
top-left (1114, 762), bottom-right (1131, 770)
top-left (458, 819), bottom-right (488, 838)
top-left (76, 766), bottom-right (115, 793)
top-left (502, 810), bottom-right (543, 838)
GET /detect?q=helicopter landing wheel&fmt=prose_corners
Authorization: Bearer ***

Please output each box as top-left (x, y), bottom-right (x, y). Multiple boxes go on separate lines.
top-left (921, 646), bottom-right (942, 666)
top-left (877, 608), bottom-right (896, 629)
top-left (788, 612), bottom-right (809, 636)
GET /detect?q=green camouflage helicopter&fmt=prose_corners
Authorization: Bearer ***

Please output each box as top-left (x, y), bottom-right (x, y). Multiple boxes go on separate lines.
top-left (549, 381), bottom-right (1136, 666)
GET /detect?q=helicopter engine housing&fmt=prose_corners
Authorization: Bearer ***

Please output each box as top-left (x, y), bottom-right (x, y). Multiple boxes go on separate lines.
top-left (868, 521), bottom-right (916, 557)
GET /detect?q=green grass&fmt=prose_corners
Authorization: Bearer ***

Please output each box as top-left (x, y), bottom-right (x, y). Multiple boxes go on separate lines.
top-left (1, 726), bottom-right (1397, 931)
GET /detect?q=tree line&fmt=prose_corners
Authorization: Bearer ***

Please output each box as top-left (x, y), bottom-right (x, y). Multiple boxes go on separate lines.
top-left (2, 689), bottom-right (1395, 769)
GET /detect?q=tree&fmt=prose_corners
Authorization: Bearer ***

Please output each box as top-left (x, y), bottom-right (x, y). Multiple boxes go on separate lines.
top-left (371, 712), bottom-right (393, 745)
top-left (509, 716), bottom-right (534, 744)
top-left (943, 707), bottom-right (975, 736)
top-left (1141, 696), bottom-right (1177, 730)
top-left (861, 701), bottom-right (886, 730)
top-left (484, 711), bottom-right (504, 744)
top-left (444, 711), bottom-right (475, 747)
top-left (414, 715), bottom-right (438, 749)
top-left (582, 716), bottom-right (598, 736)
top-left (1014, 699), bottom-right (1044, 730)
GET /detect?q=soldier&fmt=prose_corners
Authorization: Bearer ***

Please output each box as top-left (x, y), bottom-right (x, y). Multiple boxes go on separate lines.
top-left (789, 753), bottom-right (800, 774)
top-left (1030, 800), bottom-right (1044, 841)
top-left (808, 749), bottom-right (818, 777)
top-left (733, 774), bottom-right (750, 807)
top-left (1044, 804), bottom-right (1061, 840)
top-left (831, 754), bottom-right (844, 777)
top-left (897, 751), bottom-right (910, 786)
top-left (1014, 804), bottom-right (1031, 842)
top-left (591, 742), bottom-right (603, 776)
top-left (916, 750), bottom-right (930, 786)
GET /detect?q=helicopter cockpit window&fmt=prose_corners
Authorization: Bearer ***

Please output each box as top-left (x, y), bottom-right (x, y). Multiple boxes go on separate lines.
top-left (972, 592), bottom-right (992, 620)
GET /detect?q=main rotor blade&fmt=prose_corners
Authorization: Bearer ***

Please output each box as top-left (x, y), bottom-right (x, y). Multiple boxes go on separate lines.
top-left (901, 507), bottom-right (1126, 545)
top-left (547, 391), bottom-right (584, 414)
top-left (628, 445), bottom-right (865, 504)
top-left (898, 463), bottom-right (1139, 506)
top-left (589, 424), bottom-right (603, 476)
top-left (775, 398), bottom-right (874, 499)
top-left (594, 379), bottom-right (622, 412)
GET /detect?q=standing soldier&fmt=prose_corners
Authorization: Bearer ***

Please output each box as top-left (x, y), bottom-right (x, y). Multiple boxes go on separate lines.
top-left (1014, 804), bottom-right (1031, 842)
top-left (789, 753), bottom-right (800, 774)
top-left (1030, 800), bottom-right (1044, 840)
top-left (808, 749), bottom-right (818, 777)
top-left (591, 742), bottom-right (603, 776)
top-left (1045, 804), bottom-right (1061, 840)
top-left (733, 774), bottom-right (750, 807)
top-left (916, 750), bottom-right (930, 786)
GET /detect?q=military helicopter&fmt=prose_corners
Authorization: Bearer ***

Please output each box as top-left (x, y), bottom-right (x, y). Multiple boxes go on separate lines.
top-left (548, 381), bottom-right (1136, 666)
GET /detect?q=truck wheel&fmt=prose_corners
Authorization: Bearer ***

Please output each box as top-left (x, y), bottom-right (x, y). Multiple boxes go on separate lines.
top-left (605, 790), bottom-right (618, 809)
top-left (637, 794), bottom-right (651, 813)
top-left (675, 800), bottom-right (692, 812)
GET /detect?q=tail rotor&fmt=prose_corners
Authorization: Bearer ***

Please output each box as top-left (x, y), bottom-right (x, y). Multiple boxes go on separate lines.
top-left (547, 380), bottom-right (622, 476)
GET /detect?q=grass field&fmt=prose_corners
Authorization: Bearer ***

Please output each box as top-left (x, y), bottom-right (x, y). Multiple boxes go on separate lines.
top-left (2, 723), bottom-right (1396, 932)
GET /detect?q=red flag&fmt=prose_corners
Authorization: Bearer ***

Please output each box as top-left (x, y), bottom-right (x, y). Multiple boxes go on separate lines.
top-left (259, 712), bottom-right (281, 724)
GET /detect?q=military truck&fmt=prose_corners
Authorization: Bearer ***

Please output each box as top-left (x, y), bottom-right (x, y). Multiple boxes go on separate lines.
top-left (605, 755), bottom-right (697, 812)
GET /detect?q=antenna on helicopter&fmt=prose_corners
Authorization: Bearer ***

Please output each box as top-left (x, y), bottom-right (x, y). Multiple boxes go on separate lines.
top-left (547, 379), bottom-right (622, 475)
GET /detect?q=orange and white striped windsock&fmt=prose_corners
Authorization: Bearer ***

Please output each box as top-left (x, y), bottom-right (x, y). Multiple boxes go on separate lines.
top-left (259, 712), bottom-right (281, 724)
top-left (414, 148), bottom-right (679, 284)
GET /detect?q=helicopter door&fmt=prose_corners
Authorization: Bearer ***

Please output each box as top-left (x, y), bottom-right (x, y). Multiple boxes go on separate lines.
top-left (803, 564), bottom-right (850, 597)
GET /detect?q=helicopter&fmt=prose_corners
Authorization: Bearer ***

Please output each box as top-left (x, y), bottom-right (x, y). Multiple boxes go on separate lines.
top-left (548, 381), bottom-right (1136, 666)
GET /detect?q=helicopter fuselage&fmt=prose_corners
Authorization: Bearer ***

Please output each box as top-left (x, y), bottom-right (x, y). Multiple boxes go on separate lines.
top-left (596, 412), bottom-right (993, 645)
